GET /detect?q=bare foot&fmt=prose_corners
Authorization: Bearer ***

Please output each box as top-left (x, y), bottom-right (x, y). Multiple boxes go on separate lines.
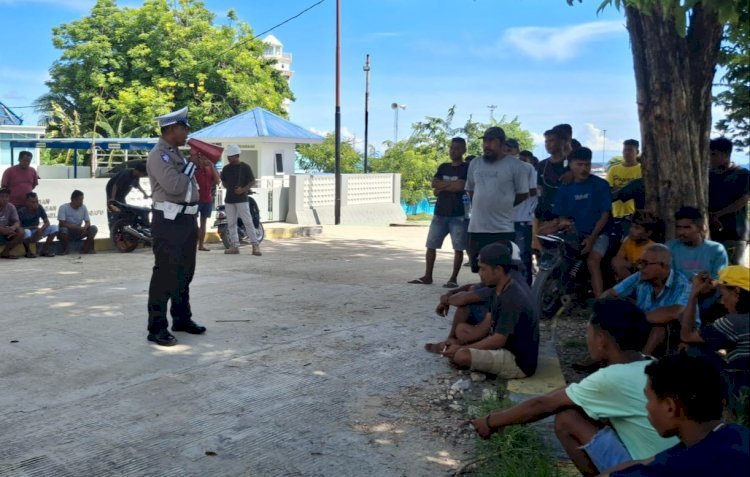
top-left (424, 342), bottom-right (446, 354)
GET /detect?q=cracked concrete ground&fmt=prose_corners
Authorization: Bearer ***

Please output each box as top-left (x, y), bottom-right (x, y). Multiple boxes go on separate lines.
top-left (1, 225), bottom-right (480, 477)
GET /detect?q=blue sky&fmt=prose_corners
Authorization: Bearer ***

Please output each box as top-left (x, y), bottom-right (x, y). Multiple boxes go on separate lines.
top-left (0, 0), bottom-right (723, 161)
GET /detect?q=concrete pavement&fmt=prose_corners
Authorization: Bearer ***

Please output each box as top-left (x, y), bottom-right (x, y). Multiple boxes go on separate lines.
top-left (0, 225), bottom-right (565, 476)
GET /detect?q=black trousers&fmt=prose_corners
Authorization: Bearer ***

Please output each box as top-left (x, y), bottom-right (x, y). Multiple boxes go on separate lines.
top-left (147, 210), bottom-right (198, 333)
top-left (467, 232), bottom-right (516, 273)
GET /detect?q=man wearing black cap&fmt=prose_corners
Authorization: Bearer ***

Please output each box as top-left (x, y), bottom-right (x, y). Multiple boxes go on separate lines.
top-left (438, 243), bottom-right (539, 379)
top-left (145, 107), bottom-right (206, 346)
top-left (540, 146), bottom-right (612, 297)
top-left (465, 126), bottom-right (530, 273)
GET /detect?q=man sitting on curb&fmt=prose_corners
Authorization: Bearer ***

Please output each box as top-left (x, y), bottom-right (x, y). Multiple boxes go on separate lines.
top-left (472, 298), bottom-right (678, 477)
top-left (435, 243), bottom-right (539, 379)
top-left (425, 242), bottom-right (529, 353)
top-left (602, 244), bottom-right (691, 356)
top-left (0, 187), bottom-right (24, 259)
top-left (58, 189), bottom-right (98, 255)
top-left (18, 192), bottom-right (58, 257)
top-left (601, 353), bottom-right (750, 477)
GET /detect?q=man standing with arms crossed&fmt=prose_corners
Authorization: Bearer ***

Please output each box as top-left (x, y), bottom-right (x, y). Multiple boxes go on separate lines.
top-left (409, 137), bottom-right (468, 287)
top-left (145, 107), bottom-right (206, 346)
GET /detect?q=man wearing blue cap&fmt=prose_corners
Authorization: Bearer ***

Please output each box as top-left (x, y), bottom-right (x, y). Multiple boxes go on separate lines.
top-left (145, 106), bottom-right (206, 346)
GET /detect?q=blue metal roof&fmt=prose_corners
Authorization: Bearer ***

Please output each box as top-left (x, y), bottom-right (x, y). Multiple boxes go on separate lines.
top-left (9, 137), bottom-right (158, 150)
top-left (191, 107), bottom-right (323, 142)
top-left (0, 101), bottom-right (23, 126)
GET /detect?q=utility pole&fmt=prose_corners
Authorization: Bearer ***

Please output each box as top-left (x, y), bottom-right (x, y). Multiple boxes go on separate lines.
top-left (363, 54), bottom-right (370, 173)
top-left (602, 129), bottom-right (607, 163)
top-left (391, 103), bottom-right (406, 143)
top-left (334, 0), bottom-right (341, 224)
top-left (488, 104), bottom-right (497, 122)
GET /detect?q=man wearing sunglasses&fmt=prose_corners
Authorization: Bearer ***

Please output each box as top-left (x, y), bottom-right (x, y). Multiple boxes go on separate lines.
top-left (602, 244), bottom-right (692, 357)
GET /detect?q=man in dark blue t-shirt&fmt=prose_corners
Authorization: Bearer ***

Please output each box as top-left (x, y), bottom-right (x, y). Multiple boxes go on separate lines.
top-left (605, 353), bottom-right (750, 477)
top-left (541, 147), bottom-right (612, 297)
top-left (18, 192), bottom-right (58, 257)
top-left (409, 137), bottom-right (469, 288)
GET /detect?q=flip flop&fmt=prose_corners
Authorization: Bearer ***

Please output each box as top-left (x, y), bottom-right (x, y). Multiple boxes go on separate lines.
top-left (408, 278), bottom-right (432, 285)
top-left (41, 252), bottom-right (56, 257)
top-left (198, 247), bottom-right (211, 252)
top-left (25, 253), bottom-right (37, 258)
top-left (442, 281), bottom-right (458, 288)
top-left (0, 255), bottom-right (18, 259)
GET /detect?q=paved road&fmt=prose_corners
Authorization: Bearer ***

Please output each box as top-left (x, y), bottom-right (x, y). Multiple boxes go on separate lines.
top-left (1, 225), bottom-right (474, 477)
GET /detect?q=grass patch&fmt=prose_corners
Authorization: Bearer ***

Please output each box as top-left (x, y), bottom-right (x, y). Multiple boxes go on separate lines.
top-left (466, 397), bottom-right (577, 477)
top-left (562, 338), bottom-right (587, 349)
top-left (406, 213), bottom-right (433, 222)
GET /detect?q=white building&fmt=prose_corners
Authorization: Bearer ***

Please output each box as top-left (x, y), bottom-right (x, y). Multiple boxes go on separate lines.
top-left (0, 101), bottom-right (45, 167)
top-left (262, 34), bottom-right (293, 81)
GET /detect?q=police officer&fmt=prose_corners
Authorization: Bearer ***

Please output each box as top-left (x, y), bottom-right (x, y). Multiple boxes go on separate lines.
top-left (146, 107), bottom-right (206, 346)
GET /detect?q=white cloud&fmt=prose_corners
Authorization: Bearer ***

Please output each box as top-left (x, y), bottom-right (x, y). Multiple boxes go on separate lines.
top-left (503, 20), bottom-right (625, 61)
top-left (582, 123), bottom-right (627, 159)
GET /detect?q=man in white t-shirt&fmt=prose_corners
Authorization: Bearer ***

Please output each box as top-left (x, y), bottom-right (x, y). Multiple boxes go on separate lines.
top-left (514, 149), bottom-right (538, 285)
top-left (58, 189), bottom-right (98, 255)
top-left (465, 127), bottom-right (530, 273)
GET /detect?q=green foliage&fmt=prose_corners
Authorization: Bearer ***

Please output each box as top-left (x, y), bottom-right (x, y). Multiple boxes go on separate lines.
top-left (37, 0), bottom-right (293, 138)
top-left (608, 155), bottom-right (624, 168)
top-left (296, 134), bottom-right (361, 173)
top-left (568, 1), bottom-right (738, 37)
top-left (370, 107), bottom-right (536, 204)
top-left (469, 397), bottom-right (576, 477)
top-left (715, 1), bottom-right (750, 148)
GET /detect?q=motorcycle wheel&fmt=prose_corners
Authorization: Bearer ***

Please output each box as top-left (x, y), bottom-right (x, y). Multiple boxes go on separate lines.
top-left (532, 268), bottom-right (564, 319)
top-left (111, 219), bottom-right (139, 253)
top-left (255, 222), bottom-right (265, 243)
top-left (218, 225), bottom-right (232, 249)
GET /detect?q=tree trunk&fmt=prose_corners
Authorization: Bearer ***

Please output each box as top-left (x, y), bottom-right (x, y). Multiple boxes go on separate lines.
top-left (625, 3), bottom-right (723, 239)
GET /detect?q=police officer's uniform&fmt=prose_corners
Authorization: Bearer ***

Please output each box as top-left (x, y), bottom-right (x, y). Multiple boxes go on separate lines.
top-left (146, 107), bottom-right (205, 346)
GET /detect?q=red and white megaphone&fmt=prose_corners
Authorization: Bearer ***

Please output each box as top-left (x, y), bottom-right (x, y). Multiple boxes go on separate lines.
top-left (187, 138), bottom-right (224, 164)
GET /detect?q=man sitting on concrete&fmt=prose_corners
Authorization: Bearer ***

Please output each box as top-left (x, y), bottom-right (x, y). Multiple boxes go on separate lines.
top-left (602, 353), bottom-right (750, 476)
top-left (18, 192), bottom-right (58, 257)
top-left (425, 242), bottom-right (528, 353)
top-left (58, 189), bottom-right (98, 255)
top-left (437, 243), bottom-right (539, 379)
top-left (0, 187), bottom-right (24, 259)
top-left (602, 244), bottom-right (691, 356)
top-left (472, 298), bottom-right (679, 477)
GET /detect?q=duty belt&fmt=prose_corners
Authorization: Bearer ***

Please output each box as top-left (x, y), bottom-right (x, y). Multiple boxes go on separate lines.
top-left (153, 201), bottom-right (199, 215)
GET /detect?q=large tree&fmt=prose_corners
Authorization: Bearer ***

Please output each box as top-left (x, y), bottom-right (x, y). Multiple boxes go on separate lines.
top-left (715, 0), bottom-right (749, 147)
top-left (570, 0), bottom-right (737, 237)
top-left (297, 134), bottom-right (361, 173)
top-left (37, 0), bottom-right (293, 138)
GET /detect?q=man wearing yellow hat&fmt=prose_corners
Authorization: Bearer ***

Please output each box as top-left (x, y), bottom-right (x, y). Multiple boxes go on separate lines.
top-left (680, 265), bottom-right (749, 371)
top-left (145, 106), bottom-right (207, 346)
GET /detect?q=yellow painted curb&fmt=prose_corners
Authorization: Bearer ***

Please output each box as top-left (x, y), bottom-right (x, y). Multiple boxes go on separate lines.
top-left (507, 355), bottom-right (567, 395)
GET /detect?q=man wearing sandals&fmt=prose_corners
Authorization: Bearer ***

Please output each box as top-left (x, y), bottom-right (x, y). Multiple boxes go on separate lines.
top-left (18, 192), bottom-right (58, 257)
top-left (0, 187), bottom-right (24, 259)
top-left (409, 137), bottom-right (468, 288)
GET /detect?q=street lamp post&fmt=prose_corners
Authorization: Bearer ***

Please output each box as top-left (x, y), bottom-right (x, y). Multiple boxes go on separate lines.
top-left (363, 54), bottom-right (370, 173)
top-left (391, 103), bottom-right (406, 143)
top-left (602, 129), bottom-right (607, 163)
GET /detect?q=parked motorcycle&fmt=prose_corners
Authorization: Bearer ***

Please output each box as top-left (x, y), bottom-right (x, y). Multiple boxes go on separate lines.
top-left (213, 191), bottom-right (265, 249)
top-left (108, 200), bottom-right (152, 253)
top-left (531, 227), bottom-right (590, 319)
